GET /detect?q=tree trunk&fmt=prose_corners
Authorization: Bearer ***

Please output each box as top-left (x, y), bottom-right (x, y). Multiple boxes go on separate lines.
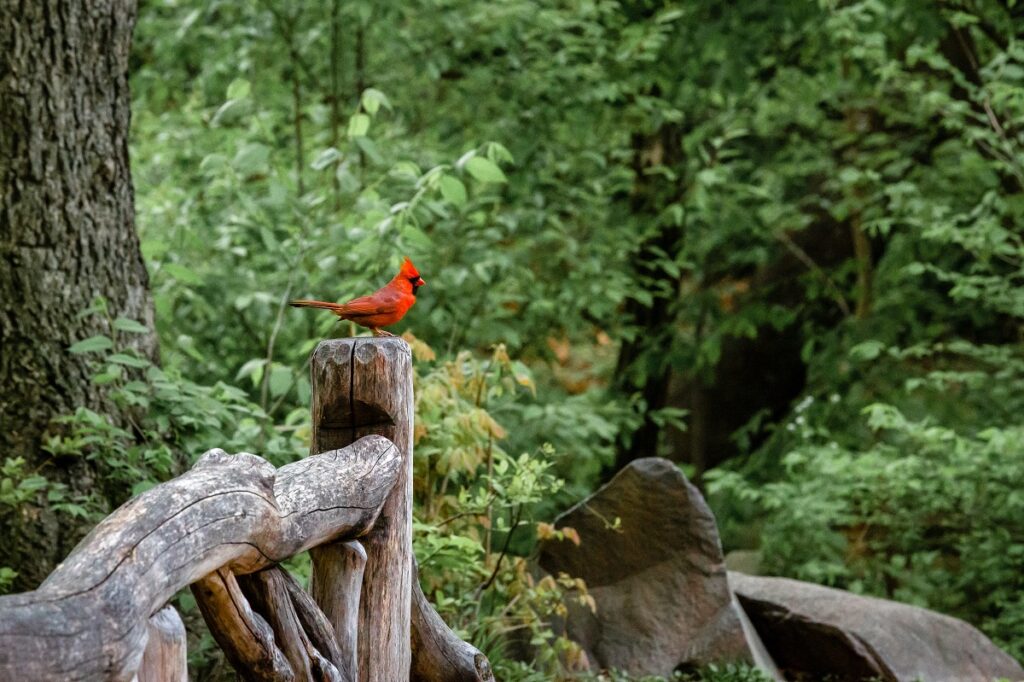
top-left (612, 127), bottom-right (683, 472)
top-left (0, 0), bottom-right (156, 591)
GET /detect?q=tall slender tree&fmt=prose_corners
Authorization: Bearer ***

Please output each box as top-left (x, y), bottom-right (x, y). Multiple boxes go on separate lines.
top-left (0, 0), bottom-right (156, 590)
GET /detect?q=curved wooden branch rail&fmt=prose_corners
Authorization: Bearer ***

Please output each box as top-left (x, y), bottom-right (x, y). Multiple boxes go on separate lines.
top-left (0, 435), bottom-right (399, 681)
top-left (0, 338), bottom-right (493, 682)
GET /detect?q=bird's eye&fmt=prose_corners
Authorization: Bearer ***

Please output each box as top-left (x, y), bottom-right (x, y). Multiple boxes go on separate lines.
top-left (409, 276), bottom-right (420, 283)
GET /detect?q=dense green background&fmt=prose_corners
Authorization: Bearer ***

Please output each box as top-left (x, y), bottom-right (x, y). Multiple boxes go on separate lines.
top-left (4, 0), bottom-right (1024, 678)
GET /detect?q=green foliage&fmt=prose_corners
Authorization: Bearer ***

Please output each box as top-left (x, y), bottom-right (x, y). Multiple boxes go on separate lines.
top-left (15, 307), bottom-right (305, 533)
top-left (9, 0), bottom-right (1024, 676)
top-left (711, 394), bottom-right (1024, 662)
top-left (0, 568), bottom-right (17, 593)
top-left (409, 338), bottom-right (594, 676)
top-left (703, 0), bottom-right (1024, 665)
top-left (125, 0), bottom-right (1022, 673)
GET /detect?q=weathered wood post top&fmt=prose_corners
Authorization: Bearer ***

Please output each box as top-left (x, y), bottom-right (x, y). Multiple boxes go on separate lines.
top-left (310, 337), bottom-right (414, 682)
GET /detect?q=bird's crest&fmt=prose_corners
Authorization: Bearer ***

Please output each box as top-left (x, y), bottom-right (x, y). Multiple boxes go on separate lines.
top-left (399, 257), bottom-right (420, 279)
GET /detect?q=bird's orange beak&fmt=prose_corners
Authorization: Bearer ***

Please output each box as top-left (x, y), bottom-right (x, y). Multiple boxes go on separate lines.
top-left (415, 277), bottom-right (426, 287)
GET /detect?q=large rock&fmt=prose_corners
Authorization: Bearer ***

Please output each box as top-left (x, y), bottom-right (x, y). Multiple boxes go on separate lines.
top-left (730, 572), bottom-right (1024, 682)
top-left (539, 457), bottom-right (775, 677)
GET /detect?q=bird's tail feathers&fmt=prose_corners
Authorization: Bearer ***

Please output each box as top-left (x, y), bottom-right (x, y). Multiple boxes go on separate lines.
top-left (289, 299), bottom-right (344, 312)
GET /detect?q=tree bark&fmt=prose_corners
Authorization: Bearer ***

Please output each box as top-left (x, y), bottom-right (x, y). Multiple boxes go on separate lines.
top-left (193, 568), bottom-right (297, 682)
top-left (0, 0), bottom-right (157, 591)
top-left (238, 567), bottom-right (344, 682)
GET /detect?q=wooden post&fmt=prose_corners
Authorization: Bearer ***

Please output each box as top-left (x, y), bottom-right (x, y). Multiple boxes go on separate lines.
top-left (311, 541), bottom-right (367, 681)
top-left (310, 338), bottom-right (414, 682)
top-left (134, 606), bottom-right (187, 682)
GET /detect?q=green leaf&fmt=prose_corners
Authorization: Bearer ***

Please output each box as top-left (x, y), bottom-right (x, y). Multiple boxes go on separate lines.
top-left (162, 263), bottom-right (202, 286)
top-left (18, 475), bottom-right (48, 493)
top-left (232, 143), bottom-right (270, 174)
top-left (354, 136), bottom-right (384, 164)
top-left (236, 358), bottom-right (267, 387)
top-left (92, 371), bottom-right (121, 385)
top-left (348, 113), bottom-right (371, 138)
top-left (850, 340), bottom-right (886, 362)
top-left (199, 153), bottom-right (229, 173)
top-left (336, 162), bottom-right (360, 193)
top-left (485, 142), bottom-right (515, 164)
top-left (140, 239), bottom-right (169, 260)
top-left (455, 150), bottom-right (476, 170)
top-left (311, 147), bottom-right (341, 171)
top-left (132, 480), bottom-right (157, 496)
top-left (211, 99), bottom-right (251, 127)
top-left (465, 157), bottom-right (506, 184)
top-left (176, 8), bottom-right (200, 38)
top-left (656, 7), bottom-right (685, 23)
top-left (113, 317), bottom-right (149, 334)
top-left (402, 224), bottom-right (433, 249)
top-left (75, 298), bottom-right (108, 320)
top-left (391, 161), bottom-right (421, 179)
top-left (361, 88), bottom-right (392, 115)
top-left (226, 78), bottom-right (251, 100)
top-left (108, 353), bottom-right (151, 368)
top-left (177, 334), bottom-right (205, 363)
top-left (440, 175), bottom-right (468, 207)
top-left (69, 335), bottom-right (113, 354)
top-left (269, 364), bottom-right (292, 398)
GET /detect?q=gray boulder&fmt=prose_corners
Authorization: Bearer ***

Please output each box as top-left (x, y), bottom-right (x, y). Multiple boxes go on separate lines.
top-left (539, 457), bottom-right (776, 677)
top-left (730, 572), bottom-right (1024, 682)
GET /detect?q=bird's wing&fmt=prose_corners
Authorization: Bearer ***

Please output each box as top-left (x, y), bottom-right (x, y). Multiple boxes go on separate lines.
top-left (338, 291), bottom-right (400, 317)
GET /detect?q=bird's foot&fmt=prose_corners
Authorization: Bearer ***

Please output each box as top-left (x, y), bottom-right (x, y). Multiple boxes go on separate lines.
top-left (371, 328), bottom-right (395, 337)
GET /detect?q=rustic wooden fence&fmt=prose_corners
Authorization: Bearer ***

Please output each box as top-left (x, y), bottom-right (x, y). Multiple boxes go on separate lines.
top-left (0, 338), bottom-right (494, 682)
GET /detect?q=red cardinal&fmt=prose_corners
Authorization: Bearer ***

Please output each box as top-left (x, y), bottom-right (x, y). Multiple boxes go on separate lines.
top-left (290, 257), bottom-right (426, 336)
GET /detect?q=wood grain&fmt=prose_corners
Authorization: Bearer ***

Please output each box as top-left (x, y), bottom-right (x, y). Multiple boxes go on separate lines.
top-left (193, 568), bottom-right (295, 682)
top-left (0, 435), bottom-right (399, 681)
top-left (134, 606), bottom-right (187, 682)
top-left (279, 568), bottom-right (347, 677)
top-left (310, 338), bottom-right (493, 682)
top-left (311, 338), bottom-right (414, 682)
top-left (310, 541), bottom-right (367, 681)
top-left (239, 568), bottom-right (344, 682)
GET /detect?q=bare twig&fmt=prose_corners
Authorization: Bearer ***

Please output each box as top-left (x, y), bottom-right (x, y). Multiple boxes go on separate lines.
top-left (258, 0), bottom-right (308, 195)
top-left (266, 354), bottom-right (312, 419)
top-left (775, 231), bottom-right (853, 317)
top-left (479, 504), bottom-right (523, 592)
top-left (355, 20), bottom-right (367, 176)
top-left (259, 278), bottom-right (295, 420)
top-left (951, 25), bottom-right (1024, 190)
top-left (850, 217), bottom-right (873, 319)
top-left (329, 0), bottom-right (343, 210)
top-left (435, 494), bottom-right (498, 528)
